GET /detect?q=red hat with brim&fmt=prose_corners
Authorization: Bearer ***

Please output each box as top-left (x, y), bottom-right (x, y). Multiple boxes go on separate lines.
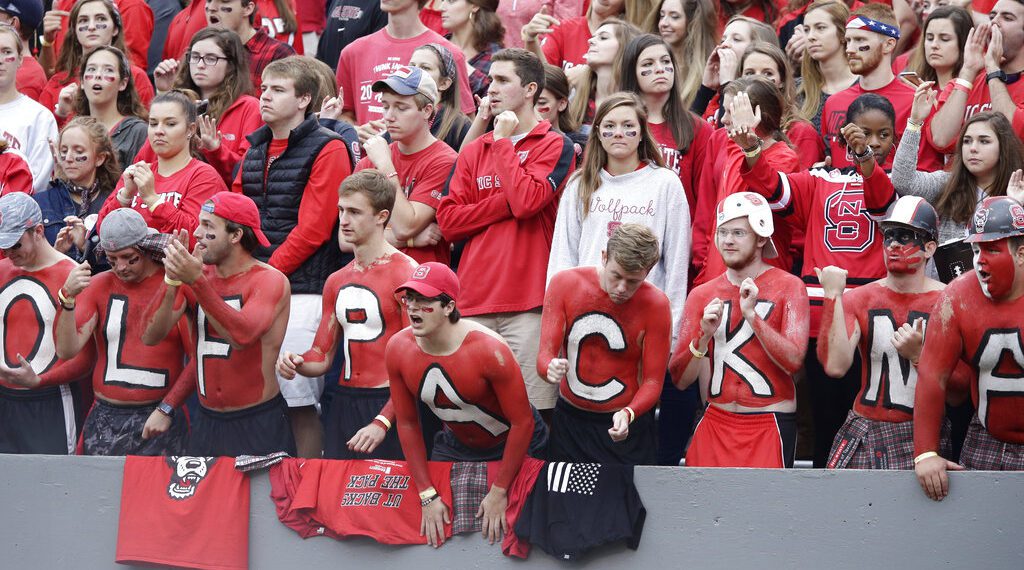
top-left (395, 262), bottom-right (460, 301)
top-left (202, 192), bottom-right (271, 247)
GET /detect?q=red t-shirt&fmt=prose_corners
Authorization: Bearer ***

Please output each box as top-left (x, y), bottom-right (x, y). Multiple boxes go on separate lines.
top-left (538, 267), bottom-right (671, 416)
top-left (821, 282), bottom-right (942, 424)
top-left (741, 159), bottom-right (897, 333)
top-left (295, 0), bottom-right (324, 33)
top-left (99, 158), bottom-right (227, 237)
top-left (0, 258), bottom-right (92, 390)
top-left (916, 272), bottom-right (1024, 451)
top-left (821, 77), bottom-right (943, 171)
top-left (540, 16), bottom-right (590, 71)
top-left (116, 455), bottom-right (249, 570)
top-left (182, 263), bottom-right (290, 410)
top-left (39, 66), bottom-right (155, 113)
top-left (787, 119), bottom-right (825, 170)
top-left (499, 456), bottom-right (545, 559)
top-left (74, 271), bottom-right (191, 404)
top-left (303, 251), bottom-right (416, 391)
top-left (647, 117), bottom-right (713, 221)
top-left (337, 28), bottom-right (476, 123)
top-left (15, 56), bottom-right (46, 102)
top-left (436, 122), bottom-right (576, 315)
top-left (386, 328), bottom-right (536, 489)
top-left (354, 140), bottom-right (457, 264)
top-left (231, 138), bottom-right (352, 275)
top-left (671, 268), bottom-right (810, 409)
top-left (285, 458), bottom-right (454, 545)
top-left (256, 0), bottom-right (305, 54)
top-left (51, 0), bottom-right (153, 69)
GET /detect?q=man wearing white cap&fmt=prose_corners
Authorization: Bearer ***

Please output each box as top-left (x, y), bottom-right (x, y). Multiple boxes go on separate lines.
top-left (356, 65), bottom-right (457, 265)
top-left (0, 192), bottom-right (92, 454)
top-left (51, 208), bottom-right (190, 455)
top-left (669, 192), bottom-right (809, 468)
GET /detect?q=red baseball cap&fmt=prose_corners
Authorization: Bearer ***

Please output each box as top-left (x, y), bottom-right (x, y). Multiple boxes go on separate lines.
top-left (201, 192), bottom-right (271, 247)
top-left (395, 262), bottom-right (460, 301)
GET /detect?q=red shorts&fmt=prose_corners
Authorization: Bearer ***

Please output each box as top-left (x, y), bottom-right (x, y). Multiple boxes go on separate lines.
top-left (686, 405), bottom-right (794, 468)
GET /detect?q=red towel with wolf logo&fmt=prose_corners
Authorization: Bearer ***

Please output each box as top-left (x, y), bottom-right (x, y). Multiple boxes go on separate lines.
top-left (115, 456), bottom-right (249, 569)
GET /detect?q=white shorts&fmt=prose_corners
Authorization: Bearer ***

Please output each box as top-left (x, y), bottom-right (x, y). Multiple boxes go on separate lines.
top-left (277, 294), bottom-right (325, 407)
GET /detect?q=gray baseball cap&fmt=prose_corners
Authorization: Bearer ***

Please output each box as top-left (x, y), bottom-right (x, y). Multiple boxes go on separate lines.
top-left (0, 192), bottom-right (42, 249)
top-left (372, 66), bottom-right (439, 105)
top-left (99, 208), bottom-right (155, 252)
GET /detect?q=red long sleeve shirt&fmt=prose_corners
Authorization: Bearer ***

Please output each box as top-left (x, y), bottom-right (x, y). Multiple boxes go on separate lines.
top-left (537, 267), bottom-right (671, 416)
top-left (436, 121), bottom-right (575, 315)
top-left (203, 96), bottom-right (264, 187)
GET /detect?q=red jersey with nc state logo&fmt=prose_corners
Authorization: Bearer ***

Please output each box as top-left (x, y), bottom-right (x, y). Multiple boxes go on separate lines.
top-left (672, 268), bottom-right (809, 408)
top-left (386, 328), bottom-right (536, 490)
top-left (740, 158), bottom-right (898, 334)
top-left (538, 267), bottom-right (671, 416)
top-left (303, 251), bottom-right (416, 389)
top-left (0, 258), bottom-right (93, 390)
top-left (916, 272), bottom-right (1024, 452)
top-left (116, 455), bottom-right (249, 570)
top-left (74, 271), bottom-right (191, 403)
top-left (819, 282), bottom-right (943, 423)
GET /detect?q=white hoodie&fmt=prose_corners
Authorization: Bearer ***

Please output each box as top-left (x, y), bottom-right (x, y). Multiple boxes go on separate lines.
top-left (0, 95), bottom-right (57, 194)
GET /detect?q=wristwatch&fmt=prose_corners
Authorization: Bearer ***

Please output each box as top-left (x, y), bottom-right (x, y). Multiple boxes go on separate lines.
top-left (986, 70), bottom-right (1009, 84)
top-left (156, 402), bottom-right (175, 418)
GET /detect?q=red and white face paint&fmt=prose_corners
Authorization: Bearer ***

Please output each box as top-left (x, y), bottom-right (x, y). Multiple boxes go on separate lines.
top-left (972, 238), bottom-right (1017, 299)
top-left (882, 226), bottom-right (927, 274)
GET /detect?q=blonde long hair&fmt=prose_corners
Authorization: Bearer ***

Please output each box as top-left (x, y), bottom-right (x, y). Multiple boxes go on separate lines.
top-left (797, 0), bottom-right (849, 122)
top-left (645, 0), bottom-right (718, 108)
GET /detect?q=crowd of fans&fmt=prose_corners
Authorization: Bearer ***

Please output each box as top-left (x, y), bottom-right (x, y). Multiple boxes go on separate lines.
top-left (0, 0), bottom-right (1023, 511)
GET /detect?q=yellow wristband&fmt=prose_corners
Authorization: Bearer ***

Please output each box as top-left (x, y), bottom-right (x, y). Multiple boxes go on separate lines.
top-left (689, 339), bottom-right (707, 359)
top-left (40, 36), bottom-right (53, 47)
top-left (914, 451), bottom-right (938, 464)
top-left (164, 276), bottom-right (182, 287)
top-left (57, 287), bottom-right (76, 308)
top-left (623, 406), bottom-right (636, 424)
top-left (418, 487), bottom-right (438, 501)
top-left (406, 238), bottom-right (415, 249)
top-left (374, 414), bottom-right (392, 430)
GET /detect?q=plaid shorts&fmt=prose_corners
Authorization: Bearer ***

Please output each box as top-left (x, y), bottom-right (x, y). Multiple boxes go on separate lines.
top-left (450, 462), bottom-right (488, 535)
top-left (827, 410), bottom-right (951, 470)
top-left (960, 415), bottom-right (1024, 470)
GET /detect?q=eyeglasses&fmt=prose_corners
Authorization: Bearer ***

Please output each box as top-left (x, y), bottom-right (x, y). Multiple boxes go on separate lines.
top-left (399, 296), bottom-right (436, 312)
top-left (188, 52), bottom-right (228, 66)
top-left (599, 126), bottom-right (638, 138)
top-left (76, 19), bottom-right (111, 32)
top-left (716, 228), bottom-right (750, 239)
top-left (882, 227), bottom-right (925, 245)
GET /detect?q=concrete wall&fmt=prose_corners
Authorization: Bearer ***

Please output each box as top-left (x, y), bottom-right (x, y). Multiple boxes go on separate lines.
top-left (1, 454), bottom-right (1022, 569)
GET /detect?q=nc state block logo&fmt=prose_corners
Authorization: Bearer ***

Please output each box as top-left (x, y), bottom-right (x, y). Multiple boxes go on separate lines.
top-left (166, 456), bottom-right (217, 500)
top-left (412, 265), bottom-right (430, 279)
top-left (1011, 204), bottom-right (1024, 230)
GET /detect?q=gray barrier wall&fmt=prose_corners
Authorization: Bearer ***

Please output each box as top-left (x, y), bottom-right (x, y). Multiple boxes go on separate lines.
top-left (1, 454), bottom-right (1022, 569)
